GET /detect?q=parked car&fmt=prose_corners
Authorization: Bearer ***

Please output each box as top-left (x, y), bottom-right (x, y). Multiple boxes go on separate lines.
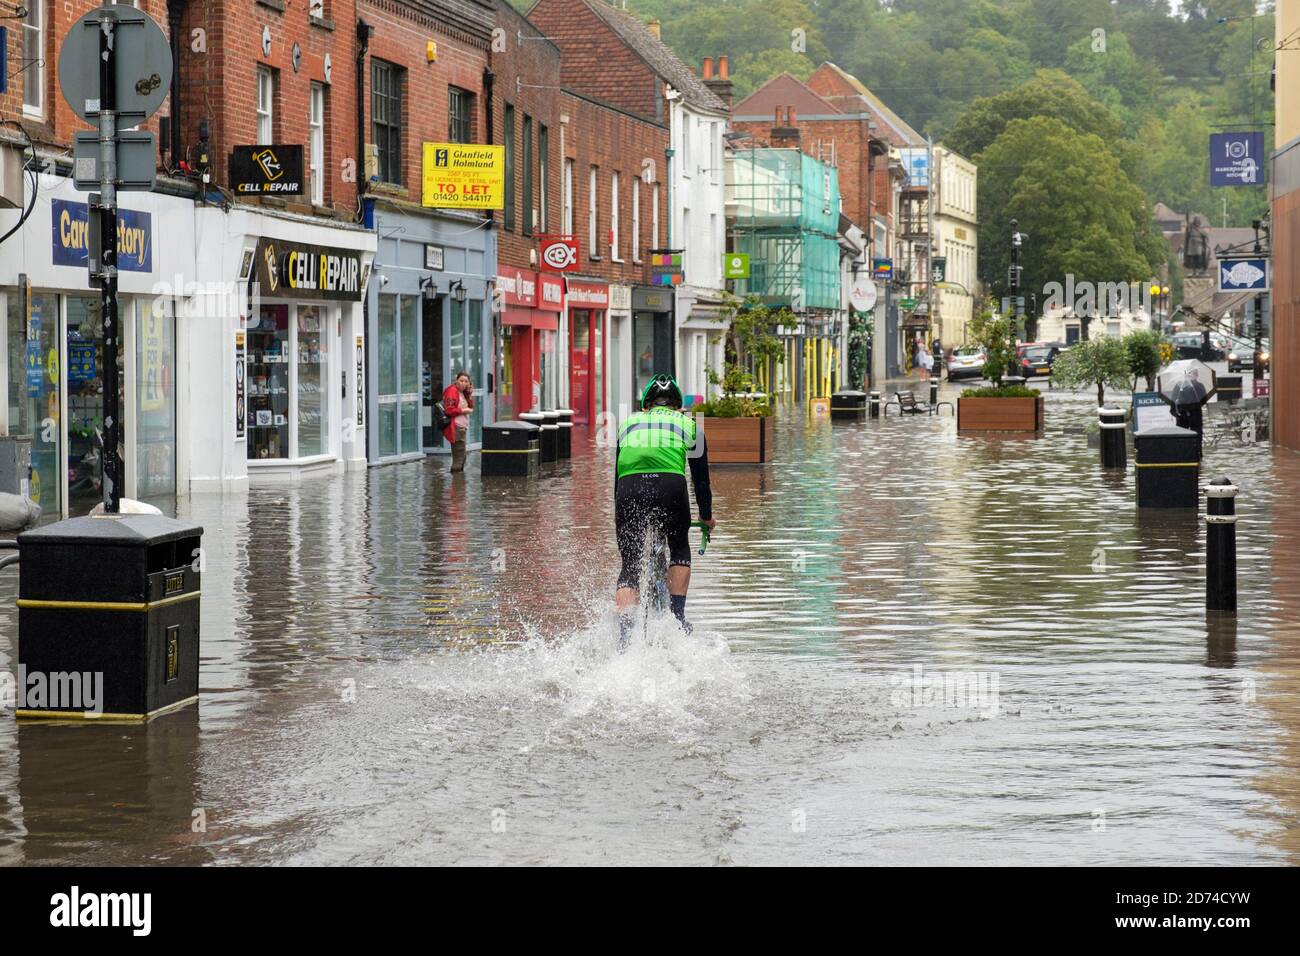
top-left (946, 346), bottom-right (987, 382)
top-left (1016, 342), bottom-right (1062, 379)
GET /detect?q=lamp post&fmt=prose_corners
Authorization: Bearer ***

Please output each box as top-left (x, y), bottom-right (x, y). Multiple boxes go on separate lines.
top-left (1008, 219), bottom-right (1025, 381)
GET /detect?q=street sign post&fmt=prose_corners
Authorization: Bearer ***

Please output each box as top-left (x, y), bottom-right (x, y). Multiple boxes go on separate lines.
top-left (58, 5), bottom-right (173, 514)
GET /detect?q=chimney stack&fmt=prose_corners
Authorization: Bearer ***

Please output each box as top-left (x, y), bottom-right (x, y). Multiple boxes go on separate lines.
top-left (647, 19), bottom-right (661, 39)
top-left (771, 104), bottom-right (800, 149)
top-left (703, 53), bottom-right (733, 106)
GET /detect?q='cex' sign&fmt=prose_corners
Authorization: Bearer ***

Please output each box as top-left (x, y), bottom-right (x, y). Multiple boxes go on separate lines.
top-left (539, 235), bottom-right (580, 272)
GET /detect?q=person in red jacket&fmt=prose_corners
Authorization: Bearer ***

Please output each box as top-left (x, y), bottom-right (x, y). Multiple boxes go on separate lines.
top-left (442, 372), bottom-right (474, 473)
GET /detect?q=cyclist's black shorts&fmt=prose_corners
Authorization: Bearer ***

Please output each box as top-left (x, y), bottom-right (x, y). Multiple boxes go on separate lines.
top-left (615, 472), bottom-right (691, 589)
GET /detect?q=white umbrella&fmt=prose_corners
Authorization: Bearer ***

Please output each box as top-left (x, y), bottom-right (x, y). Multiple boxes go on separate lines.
top-left (1156, 359), bottom-right (1217, 408)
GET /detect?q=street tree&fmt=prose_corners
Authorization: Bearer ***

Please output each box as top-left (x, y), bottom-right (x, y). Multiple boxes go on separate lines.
top-left (974, 116), bottom-right (1165, 305)
top-left (1123, 329), bottom-right (1167, 391)
top-left (1051, 337), bottom-right (1132, 406)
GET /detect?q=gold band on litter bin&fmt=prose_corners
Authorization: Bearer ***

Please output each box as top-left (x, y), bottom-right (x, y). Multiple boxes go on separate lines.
top-left (481, 449), bottom-right (536, 454)
top-left (15, 590), bottom-right (202, 613)
top-left (1135, 461), bottom-right (1199, 469)
top-left (15, 695), bottom-right (199, 723)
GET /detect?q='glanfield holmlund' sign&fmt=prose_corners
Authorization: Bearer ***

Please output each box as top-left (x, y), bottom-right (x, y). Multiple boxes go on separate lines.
top-left (253, 238), bottom-right (364, 301)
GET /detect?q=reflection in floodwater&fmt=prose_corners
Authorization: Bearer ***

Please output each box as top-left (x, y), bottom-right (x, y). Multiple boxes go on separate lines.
top-left (0, 385), bottom-right (1298, 865)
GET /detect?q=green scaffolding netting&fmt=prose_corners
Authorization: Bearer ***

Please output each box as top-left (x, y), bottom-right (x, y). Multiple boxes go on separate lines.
top-left (730, 148), bottom-right (841, 311)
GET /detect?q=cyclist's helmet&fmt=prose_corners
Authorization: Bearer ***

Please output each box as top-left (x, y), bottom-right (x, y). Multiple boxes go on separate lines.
top-left (640, 374), bottom-right (684, 410)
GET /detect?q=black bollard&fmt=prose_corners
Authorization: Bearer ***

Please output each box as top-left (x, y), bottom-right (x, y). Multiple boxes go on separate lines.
top-left (1099, 406), bottom-right (1127, 469)
top-left (928, 379), bottom-right (938, 407)
top-left (869, 391), bottom-right (881, 419)
top-left (1205, 478), bottom-right (1238, 613)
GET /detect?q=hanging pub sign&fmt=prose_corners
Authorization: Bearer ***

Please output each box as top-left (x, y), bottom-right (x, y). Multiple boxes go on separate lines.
top-left (229, 145), bottom-right (305, 195)
top-left (252, 238), bottom-right (364, 301)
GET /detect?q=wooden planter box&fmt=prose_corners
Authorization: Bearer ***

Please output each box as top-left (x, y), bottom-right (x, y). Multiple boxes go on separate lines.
top-left (957, 395), bottom-right (1044, 433)
top-left (702, 416), bottom-right (774, 463)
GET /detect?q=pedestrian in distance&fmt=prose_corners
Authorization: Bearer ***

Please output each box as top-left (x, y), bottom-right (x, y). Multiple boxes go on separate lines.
top-left (917, 341), bottom-right (934, 382)
top-left (442, 371), bottom-right (474, 473)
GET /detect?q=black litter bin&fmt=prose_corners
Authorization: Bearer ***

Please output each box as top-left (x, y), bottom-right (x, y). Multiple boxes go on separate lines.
top-left (538, 410), bottom-right (560, 463)
top-left (482, 420), bottom-right (539, 477)
top-left (16, 515), bottom-right (203, 720)
top-left (555, 408), bottom-right (574, 459)
top-left (1135, 425), bottom-right (1200, 509)
top-left (831, 390), bottom-right (867, 421)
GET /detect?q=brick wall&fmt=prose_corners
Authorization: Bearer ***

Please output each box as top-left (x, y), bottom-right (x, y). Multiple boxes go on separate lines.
top-left (527, 0), bottom-right (660, 124)
top-left (1, 1), bottom-right (173, 152)
top-left (560, 88), bottom-right (666, 287)
top-left (491, 2), bottom-right (561, 271)
top-left (359, 0), bottom-right (489, 207)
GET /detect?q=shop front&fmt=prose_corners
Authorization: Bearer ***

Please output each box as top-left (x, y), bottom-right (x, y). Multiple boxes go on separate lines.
top-left (1, 178), bottom-right (191, 519)
top-left (497, 267), bottom-right (563, 419)
top-left (187, 205), bottom-right (373, 490)
top-left (631, 286), bottom-right (675, 402)
top-left (566, 278), bottom-right (609, 426)
top-left (365, 204), bottom-right (493, 463)
top-left (676, 294), bottom-right (728, 406)
top-left (606, 284), bottom-right (633, 420)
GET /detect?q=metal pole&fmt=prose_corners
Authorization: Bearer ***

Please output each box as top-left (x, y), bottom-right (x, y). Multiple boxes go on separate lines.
top-left (1205, 478), bottom-right (1238, 613)
top-left (98, 15), bottom-right (122, 514)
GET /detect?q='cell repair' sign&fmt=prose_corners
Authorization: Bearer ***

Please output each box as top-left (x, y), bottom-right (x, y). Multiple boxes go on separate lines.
top-left (421, 144), bottom-right (504, 210)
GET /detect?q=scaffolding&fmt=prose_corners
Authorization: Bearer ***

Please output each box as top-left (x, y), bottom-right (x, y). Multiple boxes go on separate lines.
top-left (728, 148), bottom-right (841, 311)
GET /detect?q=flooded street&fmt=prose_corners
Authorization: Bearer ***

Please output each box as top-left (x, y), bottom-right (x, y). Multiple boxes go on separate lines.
top-left (3, 384), bottom-right (1299, 866)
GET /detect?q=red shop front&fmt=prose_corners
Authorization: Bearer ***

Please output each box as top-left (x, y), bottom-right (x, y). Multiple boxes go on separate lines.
top-left (566, 277), bottom-right (609, 426)
top-left (497, 267), bottom-right (563, 418)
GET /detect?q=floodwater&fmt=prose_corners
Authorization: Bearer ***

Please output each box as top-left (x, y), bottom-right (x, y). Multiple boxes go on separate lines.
top-left (2, 382), bottom-right (1299, 866)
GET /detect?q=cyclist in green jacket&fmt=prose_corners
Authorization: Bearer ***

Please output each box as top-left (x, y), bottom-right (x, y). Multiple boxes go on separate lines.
top-left (615, 374), bottom-right (715, 638)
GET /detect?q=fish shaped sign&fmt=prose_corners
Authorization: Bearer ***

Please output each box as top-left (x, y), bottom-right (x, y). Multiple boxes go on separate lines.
top-left (1217, 256), bottom-right (1269, 293)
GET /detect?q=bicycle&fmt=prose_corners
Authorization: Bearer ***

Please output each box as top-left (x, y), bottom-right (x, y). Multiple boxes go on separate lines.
top-left (626, 520), bottom-right (710, 646)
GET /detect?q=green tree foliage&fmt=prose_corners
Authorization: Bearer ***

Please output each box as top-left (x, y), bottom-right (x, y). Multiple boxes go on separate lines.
top-left (968, 299), bottom-right (1016, 387)
top-left (1051, 337), bottom-right (1133, 406)
top-left (977, 116), bottom-right (1166, 304)
top-left (1123, 329), bottom-right (1168, 391)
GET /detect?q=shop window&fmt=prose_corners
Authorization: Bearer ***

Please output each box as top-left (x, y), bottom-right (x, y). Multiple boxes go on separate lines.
top-left (247, 305), bottom-right (290, 459)
top-left (504, 104), bottom-right (516, 232)
top-left (297, 306), bottom-right (328, 456)
top-left (371, 60), bottom-right (403, 185)
top-left (6, 291), bottom-right (61, 518)
top-left (449, 86), bottom-right (473, 144)
top-left (66, 296), bottom-right (122, 517)
top-left (135, 300), bottom-right (176, 501)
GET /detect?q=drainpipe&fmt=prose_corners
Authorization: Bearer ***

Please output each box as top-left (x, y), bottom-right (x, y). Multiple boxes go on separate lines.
top-left (166, 0), bottom-right (187, 166)
top-left (356, 19), bottom-right (374, 217)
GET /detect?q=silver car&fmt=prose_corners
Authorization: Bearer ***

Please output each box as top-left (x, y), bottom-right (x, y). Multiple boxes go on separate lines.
top-left (947, 346), bottom-right (987, 381)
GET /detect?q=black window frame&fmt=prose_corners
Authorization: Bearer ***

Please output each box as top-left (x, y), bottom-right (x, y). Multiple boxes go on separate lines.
top-left (504, 103), bottom-right (516, 232)
top-left (371, 59), bottom-right (403, 186)
top-left (448, 85), bottom-right (473, 144)
top-left (538, 124), bottom-right (549, 234)
top-left (522, 115), bottom-right (533, 237)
